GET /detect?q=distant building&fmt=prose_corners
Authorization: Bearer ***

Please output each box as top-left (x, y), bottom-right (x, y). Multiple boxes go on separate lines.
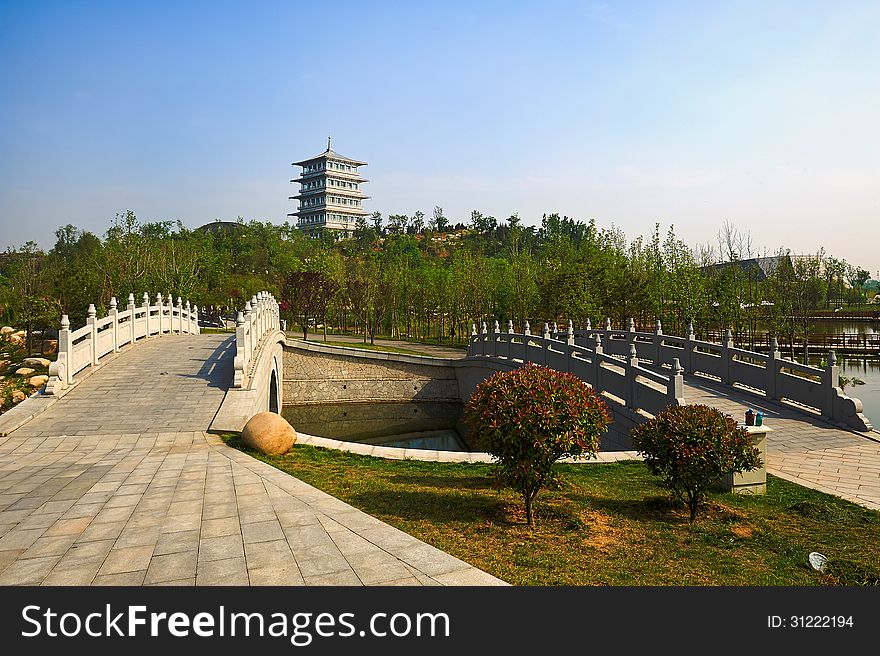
top-left (195, 220), bottom-right (246, 236)
top-left (289, 139), bottom-right (370, 237)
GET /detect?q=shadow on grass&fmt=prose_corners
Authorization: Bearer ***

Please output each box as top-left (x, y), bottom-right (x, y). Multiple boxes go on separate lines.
top-left (347, 489), bottom-right (510, 526)
top-left (385, 474), bottom-right (495, 490)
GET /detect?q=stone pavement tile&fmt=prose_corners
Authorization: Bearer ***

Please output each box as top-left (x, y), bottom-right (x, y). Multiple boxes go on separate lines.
top-left (104, 494), bottom-right (143, 509)
top-left (368, 577), bottom-right (422, 586)
top-left (237, 509), bottom-right (277, 525)
top-left (275, 510), bottom-right (321, 528)
top-left (42, 516), bottom-right (93, 537)
top-left (196, 556), bottom-right (249, 586)
top-left (162, 512), bottom-right (201, 533)
top-left (243, 538), bottom-right (292, 570)
top-left (345, 551), bottom-right (416, 586)
top-left (0, 527), bottom-right (46, 550)
top-left (93, 570), bottom-right (147, 586)
top-left (402, 564), bottom-right (443, 586)
top-left (20, 534), bottom-right (78, 559)
top-left (0, 509), bottom-right (35, 524)
top-left (248, 564), bottom-right (305, 586)
top-left (64, 538), bottom-right (115, 564)
top-left (77, 520), bottom-right (125, 543)
top-left (302, 569), bottom-right (362, 586)
top-left (0, 554), bottom-right (61, 585)
top-left (0, 548), bottom-right (25, 576)
top-left (15, 512), bottom-right (64, 531)
top-left (41, 563), bottom-right (100, 585)
top-left (145, 578), bottom-right (196, 586)
top-left (431, 568), bottom-right (507, 586)
top-left (154, 529), bottom-right (200, 555)
top-left (92, 505), bottom-right (136, 524)
top-left (296, 554), bottom-right (355, 579)
top-left (198, 534), bottom-right (245, 562)
top-left (114, 527), bottom-right (161, 549)
top-left (6, 495), bottom-right (51, 511)
top-left (144, 551), bottom-right (198, 584)
top-left (241, 520), bottom-right (285, 544)
top-left (62, 502), bottom-right (105, 519)
top-left (393, 543), bottom-right (474, 578)
top-left (200, 516), bottom-right (241, 538)
top-left (98, 545), bottom-right (155, 575)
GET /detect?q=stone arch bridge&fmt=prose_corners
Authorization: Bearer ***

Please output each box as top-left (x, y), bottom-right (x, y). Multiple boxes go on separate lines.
top-left (0, 296), bottom-right (878, 586)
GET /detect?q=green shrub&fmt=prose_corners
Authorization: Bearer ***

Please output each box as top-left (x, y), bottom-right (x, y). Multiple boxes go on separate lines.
top-left (631, 404), bottom-right (762, 522)
top-left (463, 363), bottom-right (611, 527)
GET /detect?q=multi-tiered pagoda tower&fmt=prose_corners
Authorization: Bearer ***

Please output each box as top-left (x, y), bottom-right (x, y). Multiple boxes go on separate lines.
top-left (289, 139), bottom-right (370, 237)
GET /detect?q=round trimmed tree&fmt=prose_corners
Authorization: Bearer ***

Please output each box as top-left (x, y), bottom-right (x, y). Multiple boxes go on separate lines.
top-left (464, 363), bottom-right (611, 527)
top-left (630, 404), bottom-right (762, 522)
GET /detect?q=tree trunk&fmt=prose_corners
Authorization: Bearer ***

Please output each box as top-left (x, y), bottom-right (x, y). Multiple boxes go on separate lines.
top-left (524, 494), bottom-right (534, 528)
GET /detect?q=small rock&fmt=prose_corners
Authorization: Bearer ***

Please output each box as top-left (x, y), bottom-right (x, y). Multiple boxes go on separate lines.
top-left (12, 330), bottom-right (25, 338)
top-left (241, 412), bottom-right (297, 455)
top-left (22, 357), bottom-right (51, 368)
top-left (0, 326), bottom-right (13, 335)
top-left (0, 360), bottom-right (7, 371)
top-left (15, 367), bottom-right (35, 376)
top-left (28, 375), bottom-right (49, 388)
top-left (9, 334), bottom-right (24, 345)
top-left (11, 390), bottom-right (26, 403)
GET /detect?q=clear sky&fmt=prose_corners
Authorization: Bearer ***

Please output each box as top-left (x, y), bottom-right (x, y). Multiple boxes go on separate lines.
top-left (1, 1), bottom-right (878, 274)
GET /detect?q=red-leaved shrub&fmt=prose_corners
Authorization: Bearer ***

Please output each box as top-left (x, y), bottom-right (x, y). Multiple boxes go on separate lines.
top-left (631, 404), bottom-right (762, 522)
top-left (464, 363), bottom-right (611, 527)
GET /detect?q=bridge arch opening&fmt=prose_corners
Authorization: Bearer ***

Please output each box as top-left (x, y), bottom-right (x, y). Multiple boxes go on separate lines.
top-left (269, 368), bottom-right (280, 414)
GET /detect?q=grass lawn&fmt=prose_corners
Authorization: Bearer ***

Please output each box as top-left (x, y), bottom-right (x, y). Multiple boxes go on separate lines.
top-left (222, 436), bottom-right (880, 586)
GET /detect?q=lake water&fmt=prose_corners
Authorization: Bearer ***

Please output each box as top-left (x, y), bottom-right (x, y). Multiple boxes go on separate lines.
top-left (282, 401), bottom-right (469, 451)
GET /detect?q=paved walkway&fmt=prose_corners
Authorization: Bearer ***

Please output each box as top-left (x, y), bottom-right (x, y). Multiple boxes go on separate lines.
top-left (682, 377), bottom-right (880, 510)
top-left (0, 335), bottom-right (504, 586)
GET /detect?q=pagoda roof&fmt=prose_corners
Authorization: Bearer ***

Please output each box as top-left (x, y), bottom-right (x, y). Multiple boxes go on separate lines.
top-left (293, 146), bottom-right (367, 167)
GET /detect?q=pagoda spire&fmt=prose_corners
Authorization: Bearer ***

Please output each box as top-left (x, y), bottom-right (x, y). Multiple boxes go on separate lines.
top-left (327, 135), bottom-right (331, 151)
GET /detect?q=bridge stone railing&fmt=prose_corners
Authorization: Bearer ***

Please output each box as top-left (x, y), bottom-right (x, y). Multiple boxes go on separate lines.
top-left (470, 318), bottom-right (872, 432)
top-left (232, 291), bottom-right (281, 388)
top-left (467, 320), bottom-right (685, 419)
top-left (46, 293), bottom-right (200, 395)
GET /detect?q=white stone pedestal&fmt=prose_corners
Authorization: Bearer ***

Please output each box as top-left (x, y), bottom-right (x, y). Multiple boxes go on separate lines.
top-left (717, 424), bottom-right (770, 495)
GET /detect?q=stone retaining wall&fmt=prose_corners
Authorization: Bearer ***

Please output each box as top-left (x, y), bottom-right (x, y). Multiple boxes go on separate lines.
top-left (283, 341), bottom-right (459, 404)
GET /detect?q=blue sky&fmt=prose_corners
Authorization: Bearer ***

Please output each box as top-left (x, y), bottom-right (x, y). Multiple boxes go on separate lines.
top-left (1, 1), bottom-right (878, 274)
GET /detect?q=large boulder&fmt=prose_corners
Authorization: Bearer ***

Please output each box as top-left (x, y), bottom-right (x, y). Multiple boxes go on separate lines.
top-left (28, 375), bottom-right (49, 388)
top-left (0, 326), bottom-right (13, 336)
top-left (15, 367), bottom-right (35, 376)
top-left (241, 412), bottom-right (297, 455)
top-left (23, 357), bottom-right (51, 368)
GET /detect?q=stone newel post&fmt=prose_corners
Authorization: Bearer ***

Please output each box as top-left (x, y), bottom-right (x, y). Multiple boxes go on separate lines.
top-left (142, 292), bottom-right (151, 338)
top-left (156, 293), bottom-right (164, 335)
top-left (721, 329), bottom-right (733, 385)
top-left (654, 319), bottom-right (663, 366)
top-left (87, 303), bottom-right (98, 366)
top-left (128, 293), bottom-right (136, 346)
top-left (766, 337), bottom-right (780, 400)
top-left (109, 296), bottom-right (119, 352)
top-left (823, 350), bottom-right (839, 419)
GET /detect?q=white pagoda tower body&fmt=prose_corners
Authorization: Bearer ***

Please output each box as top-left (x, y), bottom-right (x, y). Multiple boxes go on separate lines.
top-left (290, 139), bottom-right (369, 237)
